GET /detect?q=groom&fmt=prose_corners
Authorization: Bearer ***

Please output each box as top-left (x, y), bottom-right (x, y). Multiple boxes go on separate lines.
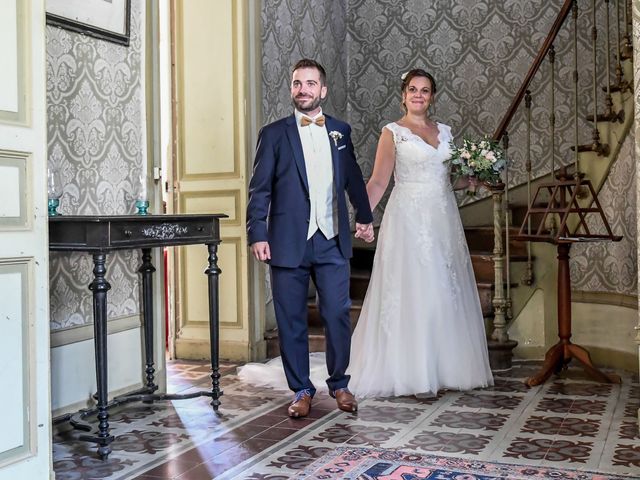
top-left (247, 58), bottom-right (374, 418)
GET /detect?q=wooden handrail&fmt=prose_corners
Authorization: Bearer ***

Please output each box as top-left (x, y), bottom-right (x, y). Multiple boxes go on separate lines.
top-left (493, 0), bottom-right (575, 141)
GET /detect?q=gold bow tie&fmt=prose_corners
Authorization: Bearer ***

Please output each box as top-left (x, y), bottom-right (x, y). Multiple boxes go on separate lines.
top-left (300, 115), bottom-right (325, 127)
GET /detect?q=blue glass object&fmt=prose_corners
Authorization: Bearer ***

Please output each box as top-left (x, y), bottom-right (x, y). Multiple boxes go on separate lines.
top-left (48, 198), bottom-right (60, 216)
top-left (135, 199), bottom-right (149, 215)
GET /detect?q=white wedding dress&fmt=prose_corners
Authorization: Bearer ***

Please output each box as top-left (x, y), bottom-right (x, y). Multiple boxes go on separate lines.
top-left (347, 122), bottom-right (493, 397)
top-left (238, 122), bottom-right (493, 398)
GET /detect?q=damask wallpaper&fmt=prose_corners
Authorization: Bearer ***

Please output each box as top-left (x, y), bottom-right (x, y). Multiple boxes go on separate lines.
top-left (570, 130), bottom-right (637, 295)
top-left (261, 0), bottom-right (347, 124)
top-left (47, 0), bottom-right (146, 330)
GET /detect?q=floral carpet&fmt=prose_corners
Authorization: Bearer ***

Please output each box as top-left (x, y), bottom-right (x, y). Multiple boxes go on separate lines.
top-left (297, 446), bottom-right (634, 479)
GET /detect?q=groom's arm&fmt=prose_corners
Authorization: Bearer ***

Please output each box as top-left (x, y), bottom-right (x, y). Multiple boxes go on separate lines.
top-left (343, 125), bottom-right (373, 226)
top-left (247, 127), bottom-right (275, 246)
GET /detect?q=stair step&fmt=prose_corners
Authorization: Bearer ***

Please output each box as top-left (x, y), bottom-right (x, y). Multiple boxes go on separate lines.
top-left (350, 267), bottom-right (371, 301)
top-left (307, 299), bottom-right (362, 328)
top-left (570, 142), bottom-right (610, 156)
top-left (470, 253), bottom-right (529, 283)
top-left (586, 110), bottom-right (624, 124)
top-left (265, 301), bottom-right (363, 356)
top-left (464, 226), bottom-right (528, 255)
top-left (265, 327), bottom-right (328, 356)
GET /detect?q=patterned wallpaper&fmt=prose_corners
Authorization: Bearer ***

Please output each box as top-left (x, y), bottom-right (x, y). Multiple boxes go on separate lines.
top-left (570, 129), bottom-right (637, 295)
top-left (47, 0), bottom-right (145, 330)
top-left (261, 0), bottom-right (347, 124)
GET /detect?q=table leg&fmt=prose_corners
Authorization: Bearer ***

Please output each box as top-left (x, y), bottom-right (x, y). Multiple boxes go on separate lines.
top-left (205, 242), bottom-right (223, 410)
top-left (88, 252), bottom-right (114, 459)
top-left (139, 248), bottom-right (157, 392)
top-left (526, 243), bottom-right (621, 386)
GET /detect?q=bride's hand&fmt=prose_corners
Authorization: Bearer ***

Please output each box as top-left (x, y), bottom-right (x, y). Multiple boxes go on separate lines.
top-left (355, 223), bottom-right (375, 243)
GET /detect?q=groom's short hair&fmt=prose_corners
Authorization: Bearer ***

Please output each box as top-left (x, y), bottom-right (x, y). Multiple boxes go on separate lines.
top-left (292, 59), bottom-right (327, 85)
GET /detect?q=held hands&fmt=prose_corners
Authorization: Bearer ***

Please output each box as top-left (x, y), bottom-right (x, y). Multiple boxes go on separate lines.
top-left (251, 241), bottom-right (271, 262)
top-left (355, 223), bottom-right (375, 243)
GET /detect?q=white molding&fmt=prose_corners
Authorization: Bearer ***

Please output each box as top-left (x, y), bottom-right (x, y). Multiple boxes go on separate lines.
top-left (50, 314), bottom-right (142, 347)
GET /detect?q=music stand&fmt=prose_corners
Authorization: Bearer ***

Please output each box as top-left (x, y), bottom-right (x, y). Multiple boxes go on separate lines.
top-left (513, 171), bottom-right (622, 386)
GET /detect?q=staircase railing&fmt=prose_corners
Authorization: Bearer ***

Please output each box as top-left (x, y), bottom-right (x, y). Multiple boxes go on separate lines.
top-left (487, 0), bottom-right (633, 348)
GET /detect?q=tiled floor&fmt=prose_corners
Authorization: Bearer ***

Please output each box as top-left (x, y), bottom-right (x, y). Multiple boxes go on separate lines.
top-left (52, 359), bottom-right (640, 479)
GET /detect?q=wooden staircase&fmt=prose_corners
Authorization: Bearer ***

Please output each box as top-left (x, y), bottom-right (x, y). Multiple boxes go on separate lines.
top-left (265, 227), bottom-right (529, 356)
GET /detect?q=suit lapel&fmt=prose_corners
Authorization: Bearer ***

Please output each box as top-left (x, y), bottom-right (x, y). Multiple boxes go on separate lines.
top-left (285, 115), bottom-right (309, 193)
top-left (324, 116), bottom-right (340, 186)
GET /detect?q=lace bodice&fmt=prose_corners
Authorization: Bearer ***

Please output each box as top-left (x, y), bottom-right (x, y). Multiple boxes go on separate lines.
top-left (384, 122), bottom-right (453, 187)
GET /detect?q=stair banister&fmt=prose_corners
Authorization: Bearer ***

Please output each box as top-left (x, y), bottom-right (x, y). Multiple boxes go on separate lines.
top-left (492, 0), bottom-right (574, 143)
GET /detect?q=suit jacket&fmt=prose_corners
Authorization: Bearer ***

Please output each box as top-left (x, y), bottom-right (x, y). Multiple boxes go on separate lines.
top-left (247, 113), bottom-right (373, 268)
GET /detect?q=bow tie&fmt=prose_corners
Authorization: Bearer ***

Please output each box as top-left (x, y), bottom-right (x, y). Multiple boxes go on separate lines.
top-left (300, 115), bottom-right (325, 127)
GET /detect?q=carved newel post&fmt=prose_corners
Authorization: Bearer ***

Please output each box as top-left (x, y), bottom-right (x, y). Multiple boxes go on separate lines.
top-left (487, 182), bottom-right (518, 370)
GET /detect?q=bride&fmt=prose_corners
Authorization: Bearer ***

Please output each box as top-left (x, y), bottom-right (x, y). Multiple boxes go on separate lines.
top-left (239, 68), bottom-right (493, 398)
top-left (347, 68), bottom-right (493, 397)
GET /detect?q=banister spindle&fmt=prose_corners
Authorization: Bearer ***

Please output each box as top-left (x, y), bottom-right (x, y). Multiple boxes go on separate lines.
top-left (502, 132), bottom-right (512, 319)
top-left (614, 0), bottom-right (624, 86)
top-left (621, 0), bottom-right (632, 59)
top-left (573, 0), bottom-right (580, 174)
top-left (604, 0), bottom-right (614, 119)
top-left (523, 90), bottom-right (533, 286)
top-left (590, 0), bottom-right (602, 153)
top-left (549, 46), bottom-right (556, 177)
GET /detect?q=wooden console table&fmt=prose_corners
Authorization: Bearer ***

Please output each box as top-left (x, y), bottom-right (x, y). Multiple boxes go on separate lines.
top-left (49, 214), bottom-right (226, 459)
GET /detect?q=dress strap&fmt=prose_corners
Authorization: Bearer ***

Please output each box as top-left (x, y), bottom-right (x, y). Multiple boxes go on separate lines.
top-left (383, 122), bottom-right (400, 144)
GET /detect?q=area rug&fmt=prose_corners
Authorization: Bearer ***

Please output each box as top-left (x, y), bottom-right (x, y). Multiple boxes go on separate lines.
top-left (296, 446), bottom-right (632, 479)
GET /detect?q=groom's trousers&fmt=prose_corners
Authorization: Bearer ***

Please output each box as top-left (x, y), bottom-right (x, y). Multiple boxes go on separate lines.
top-left (270, 230), bottom-right (352, 396)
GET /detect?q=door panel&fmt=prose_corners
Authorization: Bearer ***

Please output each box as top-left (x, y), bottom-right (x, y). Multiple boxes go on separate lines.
top-left (0, 0), bottom-right (52, 478)
top-left (171, 0), bottom-right (260, 361)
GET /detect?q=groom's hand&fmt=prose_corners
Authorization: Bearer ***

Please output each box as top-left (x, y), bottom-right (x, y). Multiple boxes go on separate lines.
top-left (251, 241), bottom-right (271, 262)
top-left (355, 223), bottom-right (374, 243)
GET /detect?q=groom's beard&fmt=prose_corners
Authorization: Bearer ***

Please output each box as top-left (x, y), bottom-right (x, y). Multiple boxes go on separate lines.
top-left (292, 94), bottom-right (321, 113)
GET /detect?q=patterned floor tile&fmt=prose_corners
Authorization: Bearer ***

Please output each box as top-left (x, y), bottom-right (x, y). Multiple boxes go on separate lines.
top-left (611, 443), bottom-right (640, 468)
top-left (520, 416), bottom-right (601, 437)
top-left (544, 439), bottom-right (594, 463)
top-left (342, 404), bottom-right (423, 424)
top-left (502, 437), bottom-right (553, 461)
top-left (310, 423), bottom-right (400, 446)
top-left (546, 382), bottom-right (614, 397)
top-left (430, 410), bottom-right (509, 431)
top-left (452, 393), bottom-right (523, 410)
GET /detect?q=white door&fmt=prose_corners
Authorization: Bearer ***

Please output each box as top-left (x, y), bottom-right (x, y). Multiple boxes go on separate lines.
top-left (0, 0), bottom-right (52, 479)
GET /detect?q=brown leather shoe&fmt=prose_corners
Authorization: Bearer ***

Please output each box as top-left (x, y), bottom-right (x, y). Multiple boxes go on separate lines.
top-left (288, 390), bottom-right (312, 418)
top-left (334, 388), bottom-right (358, 412)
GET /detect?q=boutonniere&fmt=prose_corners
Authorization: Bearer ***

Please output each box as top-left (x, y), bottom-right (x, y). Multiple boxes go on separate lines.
top-left (328, 130), bottom-right (343, 146)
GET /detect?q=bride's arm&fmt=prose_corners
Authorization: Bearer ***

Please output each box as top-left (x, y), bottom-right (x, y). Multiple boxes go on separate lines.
top-left (452, 173), bottom-right (472, 190)
top-left (367, 128), bottom-right (396, 211)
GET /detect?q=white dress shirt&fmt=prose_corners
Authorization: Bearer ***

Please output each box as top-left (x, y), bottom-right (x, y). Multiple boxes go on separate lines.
top-left (295, 109), bottom-right (337, 240)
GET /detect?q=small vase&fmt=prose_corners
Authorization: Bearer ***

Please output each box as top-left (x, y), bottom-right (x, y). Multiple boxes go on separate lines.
top-left (135, 200), bottom-right (149, 215)
top-left (47, 167), bottom-right (63, 216)
top-left (48, 198), bottom-right (61, 216)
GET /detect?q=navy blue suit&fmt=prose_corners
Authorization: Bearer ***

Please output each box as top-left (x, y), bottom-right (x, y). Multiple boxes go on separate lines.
top-left (247, 113), bottom-right (372, 395)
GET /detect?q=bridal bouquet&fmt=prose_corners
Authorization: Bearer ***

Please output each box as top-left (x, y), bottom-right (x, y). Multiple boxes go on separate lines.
top-left (448, 136), bottom-right (506, 194)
